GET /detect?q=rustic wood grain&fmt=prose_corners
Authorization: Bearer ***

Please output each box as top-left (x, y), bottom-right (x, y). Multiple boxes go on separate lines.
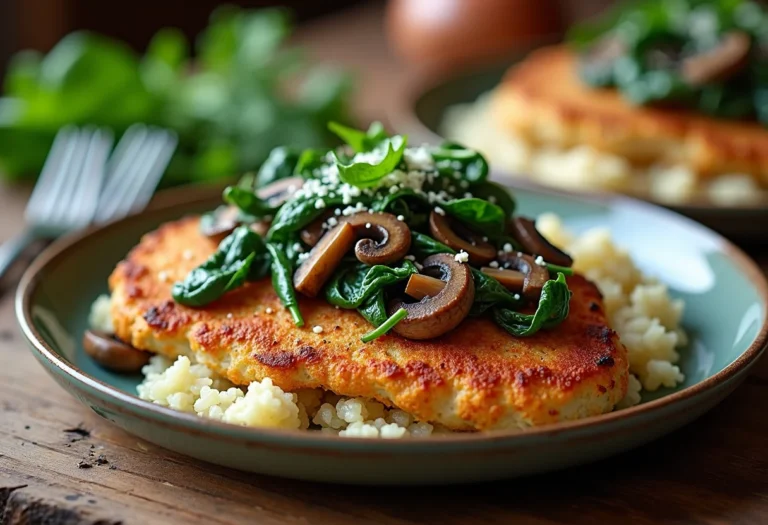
top-left (2, 3), bottom-right (768, 524)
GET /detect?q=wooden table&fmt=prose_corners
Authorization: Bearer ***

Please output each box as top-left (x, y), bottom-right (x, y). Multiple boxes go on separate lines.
top-left (2, 4), bottom-right (768, 524)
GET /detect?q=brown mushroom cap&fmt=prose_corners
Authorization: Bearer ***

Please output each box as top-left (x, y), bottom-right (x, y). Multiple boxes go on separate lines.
top-left (494, 252), bottom-right (550, 300)
top-left (201, 178), bottom-right (303, 242)
top-left (257, 176), bottom-right (304, 207)
top-left (82, 330), bottom-right (151, 373)
top-left (429, 211), bottom-right (496, 266)
top-left (508, 217), bottom-right (573, 268)
top-left (201, 205), bottom-right (241, 242)
top-left (340, 212), bottom-right (412, 266)
top-left (300, 211), bottom-right (333, 247)
top-left (390, 253), bottom-right (475, 340)
top-left (682, 31), bottom-right (751, 86)
top-left (293, 222), bottom-right (356, 298)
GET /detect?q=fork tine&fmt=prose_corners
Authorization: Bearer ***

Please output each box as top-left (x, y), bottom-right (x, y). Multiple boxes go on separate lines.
top-left (94, 125), bottom-right (149, 222)
top-left (111, 130), bottom-right (177, 219)
top-left (34, 129), bottom-right (92, 226)
top-left (25, 126), bottom-right (77, 216)
top-left (47, 128), bottom-right (100, 226)
top-left (95, 127), bottom-right (177, 223)
top-left (63, 129), bottom-right (113, 228)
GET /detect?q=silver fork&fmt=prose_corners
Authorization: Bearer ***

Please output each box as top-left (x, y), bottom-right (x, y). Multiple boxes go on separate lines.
top-left (0, 126), bottom-right (112, 279)
top-left (0, 124), bottom-right (177, 281)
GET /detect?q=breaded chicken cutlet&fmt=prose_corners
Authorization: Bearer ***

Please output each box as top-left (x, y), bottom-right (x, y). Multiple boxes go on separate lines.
top-left (110, 216), bottom-right (629, 431)
top-left (492, 46), bottom-right (768, 184)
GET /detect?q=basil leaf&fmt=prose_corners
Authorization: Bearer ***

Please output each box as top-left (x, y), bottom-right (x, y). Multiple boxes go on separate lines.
top-left (328, 121), bottom-right (389, 153)
top-left (442, 198), bottom-right (506, 234)
top-left (492, 273), bottom-right (572, 337)
top-left (334, 136), bottom-right (407, 188)
top-left (431, 141), bottom-right (488, 183)
top-left (223, 186), bottom-right (276, 218)
top-left (470, 181), bottom-right (516, 218)
top-left (265, 243), bottom-right (303, 326)
top-left (325, 260), bottom-right (418, 309)
top-left (172, 226), bottom-right (266, 306)
top-left (255, 146), bottom-right (300, 188)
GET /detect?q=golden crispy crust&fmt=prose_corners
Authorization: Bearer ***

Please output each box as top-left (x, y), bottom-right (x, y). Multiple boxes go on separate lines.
top-left (493, 46), bottom-right (768, 183)
top-left (110, 216), bottom-right (629, 430)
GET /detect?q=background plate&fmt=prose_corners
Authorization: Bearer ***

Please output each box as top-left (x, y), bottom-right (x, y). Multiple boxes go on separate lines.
top-left (389, 56), bottom-right (768, 244)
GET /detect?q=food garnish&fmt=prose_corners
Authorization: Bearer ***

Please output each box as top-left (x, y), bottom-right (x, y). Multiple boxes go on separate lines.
top-left (573, 0), bottom-right (768, 123)
top-left (173, 123), bottom-right (573, 341)
top-left (82, 330), bottom-right (150, 373)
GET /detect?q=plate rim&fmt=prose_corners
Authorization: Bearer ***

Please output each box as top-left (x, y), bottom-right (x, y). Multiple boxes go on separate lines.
top-left (15, 184), bottom-right (768, 450)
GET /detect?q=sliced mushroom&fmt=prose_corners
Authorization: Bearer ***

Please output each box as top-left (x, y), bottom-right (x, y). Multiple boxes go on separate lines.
top-left (429, 211), bottom-right (496, 265)
top-left (493, 252), bottom-right (550, 300)
top-left (200, 205), bottom-right (241, 242)
top-left (300, 212), bottom-right (333, 247)
top-left (83, 330), bottom-right (151, 373)
top-left (340, 212), bottom-right (411, 266)
top-left (201, 177), bottom-right (303, 242)
top-left (293, 222), bottom-right (356, 297)
top-left (390, 253), bottom-right (475, 340)
top-left (405, 273), bottom-right (446, 300)
top-left (508, 217), bottom-right (573, 268)
top-left (682, 31), bottom-right (751, 86)
top-left (257, 176), bottom-right (304, 207)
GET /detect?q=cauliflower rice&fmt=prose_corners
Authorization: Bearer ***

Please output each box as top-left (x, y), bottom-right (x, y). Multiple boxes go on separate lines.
top-left (89, 220), bottom-right (686, 437)
top-left (441, 93), bottom-right (767, 206)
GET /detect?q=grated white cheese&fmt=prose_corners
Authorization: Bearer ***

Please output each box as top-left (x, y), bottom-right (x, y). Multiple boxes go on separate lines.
top-left (434, 206), bottom-right (446, 216)
top-left (454, 251), bottom-right (469, 264)
top-left (312, 326), bottom-right (324, 334)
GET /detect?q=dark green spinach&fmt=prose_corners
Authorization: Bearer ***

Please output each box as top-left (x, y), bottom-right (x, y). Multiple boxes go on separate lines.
top-left (324, 260), bottom-right (418, 309)
top-left (255, 146), bottom-right (300, 188)
top-left (265, 243), bottom-right (303, 326)
top-left (172, 226), bottom-right (268, 306)
top-left (223, 186), bottom-right (276, 218)
top-left (492, 273), bottom-right (572, 336)
top-left (431, 141), bottom-right (489, 182)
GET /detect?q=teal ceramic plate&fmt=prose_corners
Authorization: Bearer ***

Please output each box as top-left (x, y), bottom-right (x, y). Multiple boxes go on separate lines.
top-left (389, 56), bottom-right (768, 243)
top-left (16, 186), bottom-right (768, 485)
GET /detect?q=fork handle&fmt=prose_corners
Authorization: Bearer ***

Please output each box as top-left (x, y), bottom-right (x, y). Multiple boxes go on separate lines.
top-left (0, 229), bottom-right (41, 282)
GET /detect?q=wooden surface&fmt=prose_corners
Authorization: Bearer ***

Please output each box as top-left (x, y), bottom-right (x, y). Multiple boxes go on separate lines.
top-left (2, 4), bottom-right (768, 524)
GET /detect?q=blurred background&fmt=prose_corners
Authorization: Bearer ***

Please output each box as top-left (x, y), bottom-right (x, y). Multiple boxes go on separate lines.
top-left (0, 0), bottom-right (613, 188)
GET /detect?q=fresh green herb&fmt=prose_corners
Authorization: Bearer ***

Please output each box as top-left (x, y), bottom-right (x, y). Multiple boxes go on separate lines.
top-left (358, 293), bottom-right (388, 326)
top-left (294, 149), bottom-right (330, 178)
top-left (324, 261), bottom-right (418, 309)
top-left (469, 269), bottom-right (524, 316)
top-left (410, 232), bottom-right (456, 259)
top-left (492, 273), bottom-right (572, 337)
top-left (255, 146), bottom-right (300, 188)
top-left (335, 136), bottom-right (407, 188)
top-left (267, 193), bottom-right (346, 241)
top-left (441, 198), bottom-right (506, 234)
top-left (0, 8), bottom-right (352, 183)
top-left (361, 308), bottom-right (408, 343)
top-left (328, 121), bottom-right (388, 153)
top-left (265, 243), bottom-right (303, 326)
top-left (470, 181), bottom-right (516, 218)
top-left (431, 142), bottom-right (489, 182)
top-left (172, 226), bottom-right (267, 306)
top-left (546, 263), bottom-right (574, 276)
top-left (223, 186), bottom-right (276, 218)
